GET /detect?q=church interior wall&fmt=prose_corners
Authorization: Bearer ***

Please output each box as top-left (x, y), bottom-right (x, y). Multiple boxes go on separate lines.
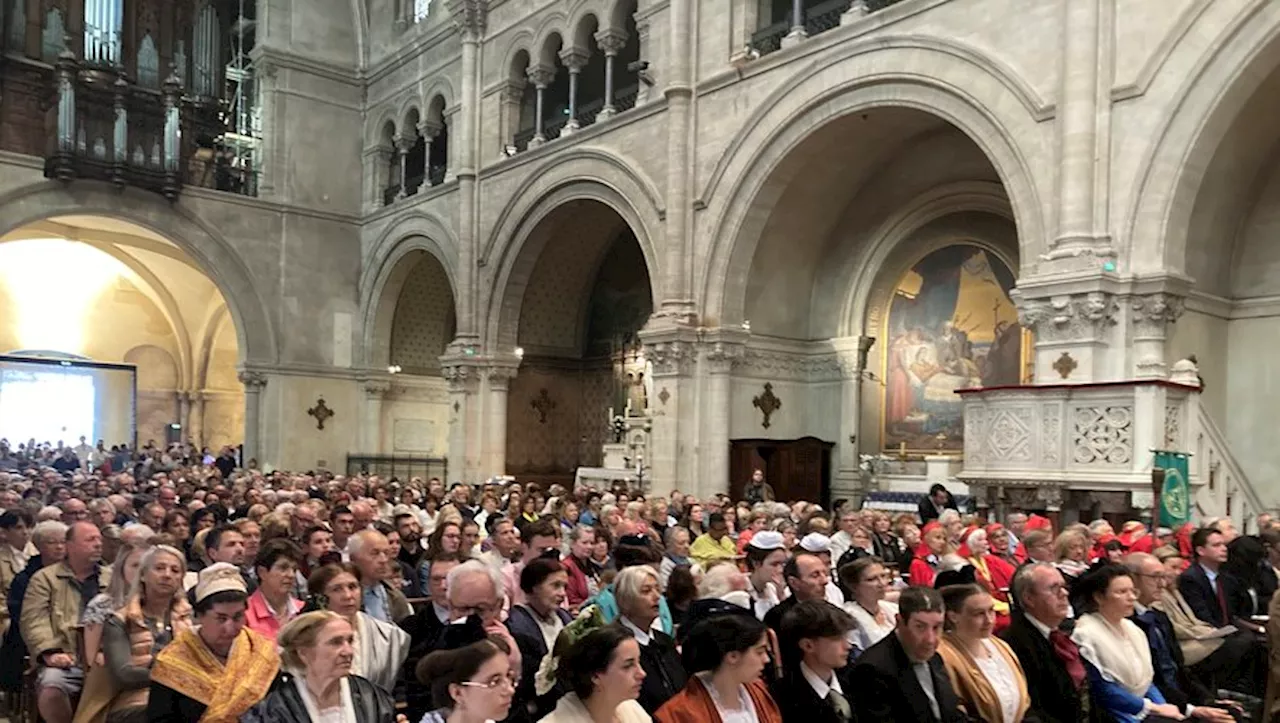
top-left (379, 377), bottom-right (451, 457)
top-left (258, 0), bottom-right (363, 70)
top-left (1167, 307), bottom-right (1227, 422)
top-left (260, 373), bottom-right (362, 471)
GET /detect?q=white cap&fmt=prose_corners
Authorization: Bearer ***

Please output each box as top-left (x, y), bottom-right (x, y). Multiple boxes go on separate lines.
top-left (747, 531), bottom-right (784, 551)
top-left (799, 532), bottom-right (831, 553)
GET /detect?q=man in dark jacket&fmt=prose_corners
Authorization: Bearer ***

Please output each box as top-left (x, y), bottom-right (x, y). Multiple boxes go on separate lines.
top-left (852, 586), bottom-right (964, 722)
top-left (917, 484), bottom-right (957, 525)
top-left (1000, 563), bottom-right (1103, 723)
top-left (0, 520), bottom-right (65, 692)
top-left (771, 600), bottom-right (859, 723)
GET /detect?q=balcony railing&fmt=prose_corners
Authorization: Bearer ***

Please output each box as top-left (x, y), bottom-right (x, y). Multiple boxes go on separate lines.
top-left (510, 84), bottom-right (643, 154)
top-left (752, 0), bottom-right (907, 56)
top-left (43, 47), bottom-right (250, 199)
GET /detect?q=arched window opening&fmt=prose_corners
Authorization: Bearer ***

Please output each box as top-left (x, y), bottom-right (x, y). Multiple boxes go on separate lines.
top-left (613, 6), bottom-right (641, 112)
top-left (751, 0), bottom-right (906, 55)
top-left (428, 119), bottom-right (448, 185)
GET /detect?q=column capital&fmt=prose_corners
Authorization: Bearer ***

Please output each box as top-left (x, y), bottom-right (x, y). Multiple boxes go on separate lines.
top-left (1014, 289), bottom-right (1119, 344)
top-left (484, 362), bottom-right (521, 391)
top-left (237, 370), bottom-right (268, 390)
top-left (363, 379), bottom-right (392, 398)
top-left (558, 47), bottom-right (590, 71)
top-left (363, 143), bottom-right (394, 161)
top-left (1130, 292), bottom-right (1185, 339)
top-left (446, 0), bottom-right (488, 39)
top-left (394, 134), bottom-right (416, 153)
top-left (699, 327), bottom-right (749, 375)
top-left (497, 78), bottom-right (526, 103)
top-left (526, 63), bottom-right (555, 88)
top-left (418, 119), bottom-right (443, 139)
top-left (594, 29), bottom-right (628, 56)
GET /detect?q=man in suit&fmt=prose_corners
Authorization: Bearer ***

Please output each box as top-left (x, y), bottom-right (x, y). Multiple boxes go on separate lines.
top-left (1126, 553), bottom-right (1236, 722)
top-left (1000, 562), bottom-right (1100, 723)
top-left (917, 484), bottom-right (956, 526)
top-left (853, 586), bottom-right (965, 722)
top-left (772, 600), bottom-right (858, 723)
top-left (1178, 527), bottom-right (1246, 628)
top-left (764, 552), bottom-right (829, 633)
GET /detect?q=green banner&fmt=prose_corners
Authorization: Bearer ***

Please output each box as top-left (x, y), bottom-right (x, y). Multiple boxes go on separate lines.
top-left (1154, 451), bottom-right (1191, 528)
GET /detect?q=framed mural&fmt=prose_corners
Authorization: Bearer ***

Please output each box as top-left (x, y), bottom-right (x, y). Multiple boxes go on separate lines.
top-left (881, 243), bottom-right (1025, 454)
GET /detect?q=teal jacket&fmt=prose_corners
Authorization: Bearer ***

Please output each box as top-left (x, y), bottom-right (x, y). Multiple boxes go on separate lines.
top-left (586, 582), bottom-right (674, 635)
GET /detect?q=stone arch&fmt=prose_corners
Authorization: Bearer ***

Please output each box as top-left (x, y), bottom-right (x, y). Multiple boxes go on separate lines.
top-left (1126, 0), bottom-right (1280, 276)
top-left (700, 43), bottom-right (1048, 328)
top-left (537, 29), bottom-right (566, 66)
top-left (0, 181), bottom-right (277, 366)
top-left (483, 161), bottom-right (663, 351)
top-left (422, 77), bottom-right (455, 114)
top-left (368, 108), bottom-right (398, 147)
top-left (570, 11), bottom-right (600, 49)
top-left (605, 0), bottom-right (635, 33)
top-left (194, 303), bottom-right (229, 389)
top-left (504, 36), bottom-right (535, 79)
top-left (359, 211), bottom-right (459, 368)
top-left (400, 103), bottom-right (422, 137)
top-left (124, 344), bottom-right (179, 390)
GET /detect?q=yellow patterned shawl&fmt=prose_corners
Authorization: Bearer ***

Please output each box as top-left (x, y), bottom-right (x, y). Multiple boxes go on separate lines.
top-left (149, 626), bottom-right (279, 723)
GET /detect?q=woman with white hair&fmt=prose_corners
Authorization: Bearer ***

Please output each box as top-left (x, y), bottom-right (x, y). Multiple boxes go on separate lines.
top-left (306, 563), bottom-right (409, 693)
top-left (614, 566), bottom-right (687, 714)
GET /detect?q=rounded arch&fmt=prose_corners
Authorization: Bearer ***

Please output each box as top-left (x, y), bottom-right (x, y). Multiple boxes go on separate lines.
top-left (504, 38), bottom-right (535, 80)
top-left (570, 12), bottom-right (600, 49)
top-left (483, 177), bottom-right (663, 353)
top-left (368, 109), bottom-right (398, 147)
top-left (0, 181), bottom-right (277, 365)
top-left (425, 93), bottom-right (448, 127)
top-left (401, 104), bottom-right (422, 137)
top-left (606, 0), bottom-right (636, 34)
top-left (422, 76), bottom-right (456, 112)
top-left (124, 344), bottom-right (179, 390)
top-left (700, 44), bottom-right (1048, 328)
top-left (359, 212), bottom-right (460, 367)
top-left (536, 28), bottom-right (567, 66)
top-left (1127, 1), bottom-right (1280, 276)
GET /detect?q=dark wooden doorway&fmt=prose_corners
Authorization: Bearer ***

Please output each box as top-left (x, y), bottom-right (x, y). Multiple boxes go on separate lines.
top-left (729, 437), bottom-right (834, 505)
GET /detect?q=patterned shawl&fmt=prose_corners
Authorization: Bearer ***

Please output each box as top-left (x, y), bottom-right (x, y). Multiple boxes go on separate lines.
top-left (150, 626), bottom-right (280, 723)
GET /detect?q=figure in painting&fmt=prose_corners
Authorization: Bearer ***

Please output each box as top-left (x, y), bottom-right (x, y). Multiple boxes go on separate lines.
top-left (882, 245), bottom-right (1022, 453)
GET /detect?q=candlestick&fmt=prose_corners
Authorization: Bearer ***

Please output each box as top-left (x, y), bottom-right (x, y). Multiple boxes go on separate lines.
top-left (608, 406), bottom-right (614, 422)
top-left (625, 398), bottom-right (632, 417)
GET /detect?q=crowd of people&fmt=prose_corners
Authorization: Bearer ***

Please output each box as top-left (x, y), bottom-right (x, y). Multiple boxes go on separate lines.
top-left (0, 442), bottom-right (1276, 723)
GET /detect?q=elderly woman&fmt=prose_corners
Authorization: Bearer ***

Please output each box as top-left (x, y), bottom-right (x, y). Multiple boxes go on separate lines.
top-left (307, 563), bottom-right (409, 693)
top-left (840, 556), bottom-right (899, 652)
top-left (1071, 564), bottom-right (1183, 723)
top-left (655, 614), bottom-right (780, 723)
top-left (148, 563), bottom-right (280, 723)
top-left (1054, 530), bottom-right (1091, 583)
top-left (908, 521), bottom-right (950, 587)
top-left (242, 611), bottom-right (400, 723)
top-left (959, 527), bottom-right (1015, 632)
top-left (541, 626), bottom-right (652, 723)
top-left (75, 544), bottom-right (190, 723)
top-left (869, 512), bottom-right (907, 569)
top-left (937, 583), bottom-right (1030, 723)
top-left (614, 565), bottom-right (687, 714)
top-left (417, 637), bottom-right (515, 723)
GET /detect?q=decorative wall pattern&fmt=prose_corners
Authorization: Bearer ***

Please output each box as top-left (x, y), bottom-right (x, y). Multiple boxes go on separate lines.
top-left (506, 362), bottom-right (611, 474)
top-left (389, 255), bottom-right (455, 375)
top-left (1070, 405), bottom-right (1133, 465)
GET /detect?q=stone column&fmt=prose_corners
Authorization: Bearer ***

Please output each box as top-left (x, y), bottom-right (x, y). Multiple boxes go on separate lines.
top-left (782, 0), bottom-right (807, 47)
top-left (419, 119), bottom-right (441, 186)
top-left (636, 20), bottom-right (653, 104)
top-left (394, 134), bottom-right (414, 199)
top-left (237, 371), bottom-right (267, 467)
top-left (659, 0), bottom-right (696, 322)
top-left (1130, 292), bottom-right (1184, 379)
top-left (441, 360), bottom-right (480, 482)
top-left (498, 79), bottom-right (526, 154)
top-left (178, 392), bottom-right (191, 439)
top-left (188, 392), bottom-right (206, 448)
top-left (559, 48), bottom-right (588, 134)
top-left (841, 0), bottom-right (869, 26)
top-left (702, 333), bottom-right (746, 500)
top-left (362, 380), bottom-right (391, 454)
top-left (446, 0), bottom-right (487, 345)
top-left (483, 362), bottom-right (520, 475)
top-left (834, 336), bottom-right (876, 500)
top-left (595, 30), bottom-right (627, 119)
top-left (526, 64), bottom-right (554, 148)
top-left (642, 327), bottom-right (698, 496)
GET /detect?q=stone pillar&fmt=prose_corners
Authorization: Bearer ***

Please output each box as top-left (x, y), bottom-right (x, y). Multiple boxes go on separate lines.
top-left (1014, 285), bottom-right (1121, 383)
top-left (441, 359), bottom-right (481, 482)
top-left (702, 332), bottom-right (746, 500)
top-left (1130, 292), bottom-right (1184, 379)
top-left (482, 362), bottom-right (520, 475)
top-left (237, 371), bottom-right (267, 467)
top-left (498, 79), bottom-right (526, 154)
top-left (782, 0), bottom-right (807, 47)
top-left (642, 326), bottom-right (698, 496)
top-left (362, 143), bottom-right (393, 211)
top-left (595, 30), bottom-right (627, 119)
top-left (419, 119), bottom-right (441, 186)
top-left (636, 20), bottom-right (653, 104)
top-left (560, 48), bottom-right (588, 134)
top-left (834, 336), bottom-right (876, 501)
top-left (526, 64), bottom-right (554, 148)
top-left (394, 134), bottom-right (413, 199)
top-left (188, 392), bottom-right (206, 448)
top-left (840, 0), bottom-right (868, 25)
top-left (443, 105), bottom-right (461, 184)
top-left (659, 0), bottom-right (695, 322)
top-left (178, 392), bottom-right (191, 439)
top-left (446, 0), bottom-right (486, 344)
top-left (362, 380), bottom-right (391, 454)
top-left (254, 60), bottom-right (279, 198)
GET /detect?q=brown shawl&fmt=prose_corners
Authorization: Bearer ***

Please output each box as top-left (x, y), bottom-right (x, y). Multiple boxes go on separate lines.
top-left (937, 634), bottom-right (1031, 723)
top-left (654, 675), bottom-right (782, 723)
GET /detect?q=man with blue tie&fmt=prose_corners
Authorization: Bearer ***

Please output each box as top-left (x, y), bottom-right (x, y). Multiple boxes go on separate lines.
top-left (1127, 552), bottom-right (1236, 722)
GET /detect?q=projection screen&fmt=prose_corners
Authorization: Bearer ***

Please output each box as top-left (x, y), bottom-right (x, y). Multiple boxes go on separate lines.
top-left (0, 355), bottom-right (136, 448)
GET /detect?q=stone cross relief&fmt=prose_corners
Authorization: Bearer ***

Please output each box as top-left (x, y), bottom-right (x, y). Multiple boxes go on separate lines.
top-left (531, 388), bottom-right (556, 424)
top-left (307, 398), bottom-right (334, 430)
top-left (753, 383), bottom-right (781, 429)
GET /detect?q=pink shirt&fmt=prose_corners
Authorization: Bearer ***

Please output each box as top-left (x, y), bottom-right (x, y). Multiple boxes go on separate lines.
top-left (244, 588), bottom-right (302, 640)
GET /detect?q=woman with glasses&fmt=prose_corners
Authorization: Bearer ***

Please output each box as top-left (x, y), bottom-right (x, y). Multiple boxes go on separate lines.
top-left (839, 556), bottom-right (899, 652)
top-left (417, 637), bottom-right (516, 723)
top-left (243, 611), bottom-right (402, 723)
top-left (307, 563), bottom-right (409, 694)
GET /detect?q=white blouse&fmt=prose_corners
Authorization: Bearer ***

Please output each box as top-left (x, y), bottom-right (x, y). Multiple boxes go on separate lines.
top-left (844, 599), bottom-right (898, 651)
top-left (697, 673), bottom-right (759, 723)
top-left (973, 639), bottom-right (1021, 723)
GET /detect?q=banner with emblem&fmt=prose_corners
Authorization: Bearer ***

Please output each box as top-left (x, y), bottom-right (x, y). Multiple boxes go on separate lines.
top-left (1154, 451), bottom-right (1191, 528)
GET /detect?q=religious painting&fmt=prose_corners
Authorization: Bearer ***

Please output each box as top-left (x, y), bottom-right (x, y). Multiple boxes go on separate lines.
top-left (881, 244), bottom-right (1023, 453)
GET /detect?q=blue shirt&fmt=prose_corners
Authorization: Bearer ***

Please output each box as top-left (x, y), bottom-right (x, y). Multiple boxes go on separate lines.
top-left (363, 583), bottom-right (389, 622)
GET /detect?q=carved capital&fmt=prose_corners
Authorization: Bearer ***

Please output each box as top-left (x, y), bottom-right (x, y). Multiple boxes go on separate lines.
top-left (594, 29), bottom-right (628, 56)
top-left (704, 341), bottom-right (745, 375)
top-left (440, 363), bottom-right (480, 393)
top-left (237, 371), bottom-right (267, 390)
top-left (645, 339), bottom-right (697, 377)
top-left (1015, 291), bottom-right (1119, 343)
top-left (526, 63), bottom-right (555, 88)
top-left (446, 0), bottom-right (488, 38)
top-left (485, 364), bottom-right (521, 391)
top-left (559, 47), bottom-right (590, 71)
top-left (417, 120), bottom-right (443, 139)
top-left (364, 380), bottom-right (392, 398)
top-left (1130, 292), bottom-right (1184, 339)
top-left (394, 134), bottom-right (416, 153)
top-left (497, 79), bottom-right (526, 103)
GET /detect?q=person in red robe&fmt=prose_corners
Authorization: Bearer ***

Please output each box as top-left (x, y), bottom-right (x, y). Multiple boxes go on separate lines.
top-left (958, 527), bottom-right (1015, 633)
top-left (1118, 520), bottom-right (1155, 554)
top-left (908, 521), bottom-right (950, 587)
top-left (1013, 514), bottom-right (1053, 563)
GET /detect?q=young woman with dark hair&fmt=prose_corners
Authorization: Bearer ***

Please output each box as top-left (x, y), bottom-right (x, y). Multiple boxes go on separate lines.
top-left (542, 626), bottom-right (651, 723)
top-left (655, 614), bottom-right (781, 723)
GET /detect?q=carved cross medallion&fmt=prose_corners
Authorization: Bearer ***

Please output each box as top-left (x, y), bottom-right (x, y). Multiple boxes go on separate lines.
top-left (307, 398), bottom-right (334, 430)
top-left (753, 383), bottom-right (781, 429)
top-left (1053, 352), bottom-right (1078, 380)
top-left (531, 388), bottom-right (556, 424)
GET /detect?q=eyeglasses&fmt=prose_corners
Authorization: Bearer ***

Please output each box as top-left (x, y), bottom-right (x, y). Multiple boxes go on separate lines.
top-left (460, 673), bottom-right (519, 690)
